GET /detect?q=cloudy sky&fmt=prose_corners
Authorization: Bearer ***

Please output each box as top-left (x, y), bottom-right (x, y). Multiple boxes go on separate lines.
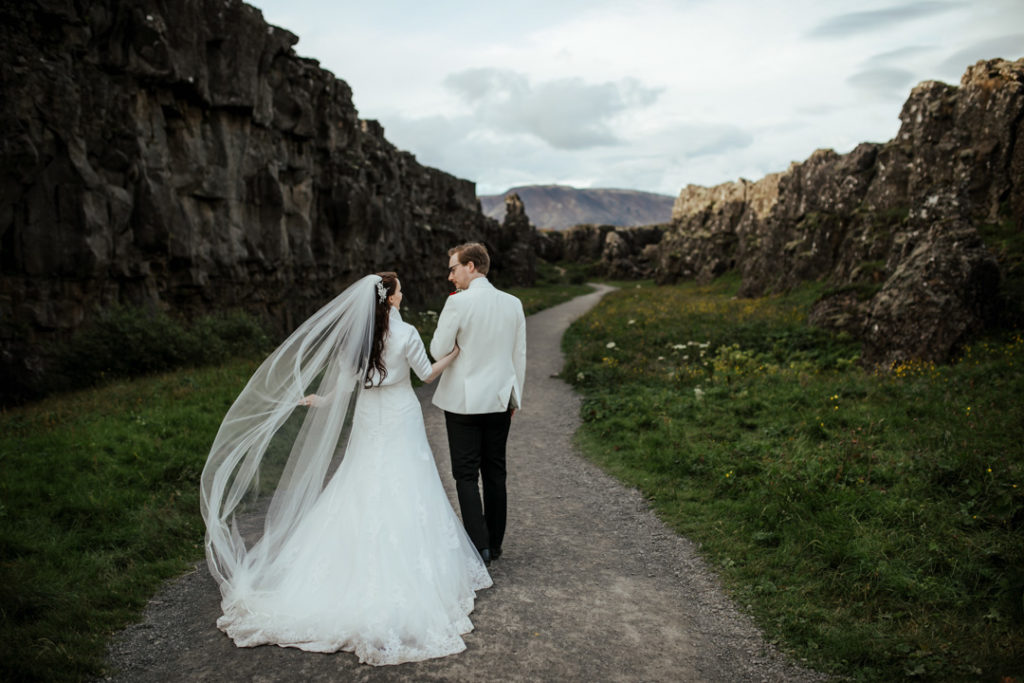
top-left (249, 0), bottom-right (1022, 197)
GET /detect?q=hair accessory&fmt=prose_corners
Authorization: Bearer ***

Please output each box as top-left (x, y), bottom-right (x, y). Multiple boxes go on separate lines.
top-left (375, 279), bottom-right (388, 303)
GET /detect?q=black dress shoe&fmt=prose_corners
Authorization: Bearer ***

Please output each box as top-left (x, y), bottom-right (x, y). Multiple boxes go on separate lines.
top-left (491, 547), bottom-right (502, 560)
top-left (479, 548), bottom-right (491, 566)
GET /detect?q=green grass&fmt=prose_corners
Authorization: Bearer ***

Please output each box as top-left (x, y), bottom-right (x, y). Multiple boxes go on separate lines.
top-left (0, 277), bottom-right (591, 682)
top-left (563, 275), bottom-right (1024, 681)
top-left (0, 358), bottom-right (262, 681)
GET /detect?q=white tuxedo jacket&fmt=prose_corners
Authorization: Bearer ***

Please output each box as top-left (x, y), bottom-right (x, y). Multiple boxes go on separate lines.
top-left (430, 277), bottom-right (526, 415)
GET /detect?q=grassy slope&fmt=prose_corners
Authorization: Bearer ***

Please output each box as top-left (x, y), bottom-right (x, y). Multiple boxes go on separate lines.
top-left (562, 275), bottom-right (1023, 681)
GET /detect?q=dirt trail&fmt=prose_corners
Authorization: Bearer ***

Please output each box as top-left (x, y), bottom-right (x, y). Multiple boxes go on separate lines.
top-left (104, 284), bottom-right (825, 682)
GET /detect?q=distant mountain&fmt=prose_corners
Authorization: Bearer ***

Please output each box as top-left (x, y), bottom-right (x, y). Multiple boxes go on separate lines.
top-left (479, 185), bottom-right (674, 230)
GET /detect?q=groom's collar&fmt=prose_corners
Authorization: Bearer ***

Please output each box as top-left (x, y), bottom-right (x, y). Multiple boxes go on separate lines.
top-left (467, 277), bottom-right (492, 290)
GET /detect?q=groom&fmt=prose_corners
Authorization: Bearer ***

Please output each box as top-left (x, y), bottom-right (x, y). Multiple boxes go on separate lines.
top-left (430, 242), bottom-right (527, 565)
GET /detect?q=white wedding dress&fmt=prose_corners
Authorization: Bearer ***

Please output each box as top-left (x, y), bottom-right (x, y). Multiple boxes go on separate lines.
top-left (210, 305), bottom-right (492, 665)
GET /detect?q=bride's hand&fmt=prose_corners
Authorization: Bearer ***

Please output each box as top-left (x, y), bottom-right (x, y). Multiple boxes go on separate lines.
top-left (300, 394), bottom-right (322, 407)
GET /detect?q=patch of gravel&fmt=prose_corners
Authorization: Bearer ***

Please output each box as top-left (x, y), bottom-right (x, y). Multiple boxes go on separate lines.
top-left (102, 284), bottom-right (828, 682)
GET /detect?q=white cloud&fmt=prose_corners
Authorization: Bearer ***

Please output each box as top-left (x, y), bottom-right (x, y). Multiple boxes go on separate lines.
top-left (807, 2), bottom-right (963, 38)
top-left (938, 34), bottom-right (1024, 76)
top-left (863, 45), bottom-right (938, 67)
top-left (249, 0), bottom-right (1024, 197)
top-left (443, 68), bottom-right (661, 150)
top-left (847, 67), bottom-right (917, 98)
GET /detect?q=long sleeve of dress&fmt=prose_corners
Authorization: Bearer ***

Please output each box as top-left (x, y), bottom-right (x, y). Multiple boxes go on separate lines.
top-left (406, 331), bottom-right (434, 383)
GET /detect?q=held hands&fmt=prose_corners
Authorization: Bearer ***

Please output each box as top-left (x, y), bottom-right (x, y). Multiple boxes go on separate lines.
top-left (300, 394), bottom-right (323, 408)
top-left (443, 343), bottom-right (460, 371)
top-left (426, 343), bottom-right (460, 384)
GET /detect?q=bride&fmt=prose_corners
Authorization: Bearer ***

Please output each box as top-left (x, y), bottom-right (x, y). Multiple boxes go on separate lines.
top-left (200, 272), bottom-right (492, 666)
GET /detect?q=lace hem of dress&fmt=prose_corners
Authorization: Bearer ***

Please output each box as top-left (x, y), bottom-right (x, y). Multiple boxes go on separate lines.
top-left (217, 572), bottom-right (491, 666)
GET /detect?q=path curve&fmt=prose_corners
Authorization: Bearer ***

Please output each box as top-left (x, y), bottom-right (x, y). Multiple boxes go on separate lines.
top-left (103, 284), bottom-right (825, 682)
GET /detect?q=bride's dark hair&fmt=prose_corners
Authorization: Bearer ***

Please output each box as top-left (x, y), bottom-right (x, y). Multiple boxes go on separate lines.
top-left (365, 271), bottom-right (398, 387)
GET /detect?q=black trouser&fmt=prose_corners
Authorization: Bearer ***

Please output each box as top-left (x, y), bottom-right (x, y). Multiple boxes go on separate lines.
top-left (444, 408), bottom-right (512, 553)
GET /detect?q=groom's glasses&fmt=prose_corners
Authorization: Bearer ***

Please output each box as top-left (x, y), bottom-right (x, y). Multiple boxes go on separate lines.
top-left (448, 264), bottom-right (462, 274)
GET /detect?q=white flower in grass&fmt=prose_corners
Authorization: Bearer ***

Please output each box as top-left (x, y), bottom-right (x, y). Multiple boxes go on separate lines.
top-left (694, 387), bottom-right (705, 401)
top-left (606, 341), bottom-right (616, 349)
top-left (628, 319), bottom-right (636, 325)
top-left (672, 343), bottom-right (686, 350)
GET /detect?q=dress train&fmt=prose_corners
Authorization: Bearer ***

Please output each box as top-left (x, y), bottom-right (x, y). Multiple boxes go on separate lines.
top-left (215, 381), bottom-right (492, 665)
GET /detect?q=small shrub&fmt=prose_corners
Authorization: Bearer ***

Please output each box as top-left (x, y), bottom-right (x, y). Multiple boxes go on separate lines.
top-left (51, 307), bottom-right (269, 392)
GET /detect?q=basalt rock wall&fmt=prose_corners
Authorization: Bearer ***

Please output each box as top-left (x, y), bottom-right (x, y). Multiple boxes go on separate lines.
top-left (655, 58), bottom-right (1023, 366)
top-left (0, 0), bottom-right (534, 401)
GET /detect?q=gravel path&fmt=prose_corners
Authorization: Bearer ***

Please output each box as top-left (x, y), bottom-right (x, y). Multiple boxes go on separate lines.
top-left (103, 284), bottom-right (827, 682)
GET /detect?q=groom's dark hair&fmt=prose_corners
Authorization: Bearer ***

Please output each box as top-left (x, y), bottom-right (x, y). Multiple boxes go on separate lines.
top-left (449, 242), bottom-right (490, 275)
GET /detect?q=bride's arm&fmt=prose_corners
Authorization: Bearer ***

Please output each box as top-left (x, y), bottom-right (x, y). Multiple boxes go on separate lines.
top-left (408, 324), bottom-right (457, 384)
top-left (423, 345), bottom-right (459, 384)
top-left (301, 366), bottom-right (362, 406)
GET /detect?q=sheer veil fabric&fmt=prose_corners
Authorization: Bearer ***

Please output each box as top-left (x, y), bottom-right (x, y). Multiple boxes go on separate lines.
top-left (201, 275), bottom-right (378, 592)
top-left (200, 275), bottom-right (491, 665)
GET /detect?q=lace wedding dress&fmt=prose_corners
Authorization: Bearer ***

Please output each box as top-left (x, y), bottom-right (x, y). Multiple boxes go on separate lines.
top-left (202, 278), bottom-right (491, 666)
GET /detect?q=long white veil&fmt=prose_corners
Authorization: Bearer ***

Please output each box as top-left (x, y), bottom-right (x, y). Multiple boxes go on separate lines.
top-left (200, 274), bottom-right (380, 595)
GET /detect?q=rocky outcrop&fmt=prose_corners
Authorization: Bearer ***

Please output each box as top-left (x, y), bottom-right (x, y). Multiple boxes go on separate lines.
top-left (655, 58), bottom-right (1023, 366)
top-left (0, 0), bottom-right (533, 402)
top-left (538, 223), bottom-right (666, 279)
top-left (492, 193), bottom-right (537, 285)
top-left (539, 225), bottom-right (615, 264)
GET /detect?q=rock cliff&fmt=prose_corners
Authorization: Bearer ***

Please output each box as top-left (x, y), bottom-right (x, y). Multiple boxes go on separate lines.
top-left (538, 224), bottom-right (667, 279)
top-left (496, 193), bottom-right (538, 284)
top-left (655, 58), bottom-right (1023, 366)
top-left (0, 0), bottom-right (533, 401)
